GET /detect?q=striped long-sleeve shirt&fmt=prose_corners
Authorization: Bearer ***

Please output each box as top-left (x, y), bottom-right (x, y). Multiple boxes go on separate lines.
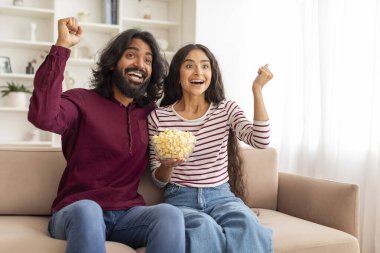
top-left (147, 99), bottom-right (270, 188)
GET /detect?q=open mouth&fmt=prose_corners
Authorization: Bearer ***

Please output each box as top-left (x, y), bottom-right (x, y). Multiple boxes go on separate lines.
top-left (190, 79), bottom-right (205, 85)
top-left (126, 70), bottom-right (145, 84)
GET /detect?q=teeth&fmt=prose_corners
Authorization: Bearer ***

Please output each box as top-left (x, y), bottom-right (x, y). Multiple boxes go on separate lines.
top-left (128, 71), bottom-right (143, 78)
top-left (190, 79), bottom-right (204, 84)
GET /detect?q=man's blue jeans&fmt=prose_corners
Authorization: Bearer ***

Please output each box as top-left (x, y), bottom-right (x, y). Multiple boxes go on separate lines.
top-left (48, 200), bottom-right (185, 253)
top-left (164, 182), bottom-right (273, 253)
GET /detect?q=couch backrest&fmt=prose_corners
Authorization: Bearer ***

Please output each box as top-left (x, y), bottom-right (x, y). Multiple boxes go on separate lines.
top-left (0, 148), bottom-right (65, 215)
top-left (0, 146), bottom-right (278, 215)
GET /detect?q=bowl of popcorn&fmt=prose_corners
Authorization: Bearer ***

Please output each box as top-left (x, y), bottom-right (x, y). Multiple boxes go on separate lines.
top-left (152, 129), bottom-right (196, 160)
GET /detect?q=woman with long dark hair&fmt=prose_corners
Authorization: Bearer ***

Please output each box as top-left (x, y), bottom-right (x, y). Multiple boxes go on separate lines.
top-left (148, 44), bottom-right (274, 253)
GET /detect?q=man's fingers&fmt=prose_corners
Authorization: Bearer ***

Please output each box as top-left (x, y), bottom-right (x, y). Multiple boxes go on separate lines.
top-left (75, 26), bottom-right (83, 36)
top-left (67, 17), bottom-right (79, 34)
top-left (59, 17), bottom-right (79, 34)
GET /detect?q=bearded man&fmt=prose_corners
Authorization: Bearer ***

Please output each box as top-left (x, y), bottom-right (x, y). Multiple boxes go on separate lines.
top-left (28, 17), bottom-right (185, 253)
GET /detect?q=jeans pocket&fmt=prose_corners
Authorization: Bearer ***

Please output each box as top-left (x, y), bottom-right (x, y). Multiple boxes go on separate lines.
top-left (164, 183), bottom-right (181, 199)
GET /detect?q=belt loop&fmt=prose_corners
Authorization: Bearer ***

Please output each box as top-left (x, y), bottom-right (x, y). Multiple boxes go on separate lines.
top-left (197, 188), bottom-right (205, 209)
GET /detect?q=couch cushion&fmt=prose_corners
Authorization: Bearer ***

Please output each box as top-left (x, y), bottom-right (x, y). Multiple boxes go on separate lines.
top-left (0, 216), bottom-right (138, 253)
top-left (0, 148), bottom-right (65, 215)
top-left (257, 209), bottom-right (360, 253)
top-left (241, 147), bottom-right (278, 210)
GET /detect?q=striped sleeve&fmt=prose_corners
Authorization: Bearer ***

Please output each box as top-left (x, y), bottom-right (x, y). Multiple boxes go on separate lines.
top-left (226, 100), bottom-right (270, 149)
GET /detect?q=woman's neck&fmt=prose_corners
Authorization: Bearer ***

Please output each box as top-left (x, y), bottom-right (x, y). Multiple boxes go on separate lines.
top-left (174, 96), bottom-right (210, 120)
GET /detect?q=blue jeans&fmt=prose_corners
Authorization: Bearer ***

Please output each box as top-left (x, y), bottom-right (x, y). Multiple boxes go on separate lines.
top-left (164, 183), bottom-right (273, 253)
top-left (48, 200), bottom-right (185, 253)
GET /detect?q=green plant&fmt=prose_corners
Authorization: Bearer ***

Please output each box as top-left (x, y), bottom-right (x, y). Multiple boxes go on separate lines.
top-left (0, 81), bottom-right (32, 97)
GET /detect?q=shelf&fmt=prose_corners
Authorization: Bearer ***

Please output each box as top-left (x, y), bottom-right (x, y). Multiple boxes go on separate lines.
top-left (80, 22), bottom-right (120, 34)
top-left (0, 107), bottom-right (28, 112)
top-left (0, 4), bottom-right (54, 19)
top-left (122, 17), bottom-right (180, 29)
top-left (68, 58), bottom-right (95, 66)
top-left (0, 39), bottom-right (52, 50)
top-left (0, 146), bottom-right (61, 151)
top-left (0, 141), bottom-right (53, 146)
top-left (0, 73), bottom-right (34, 79)
top-left (0, 0), bottom-right (194, 150)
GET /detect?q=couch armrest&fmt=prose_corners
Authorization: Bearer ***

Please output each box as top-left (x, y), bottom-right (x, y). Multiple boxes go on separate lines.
top-left (277, 172), bottom-right (359, 238)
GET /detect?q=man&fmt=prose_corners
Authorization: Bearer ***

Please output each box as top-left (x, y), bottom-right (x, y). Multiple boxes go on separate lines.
top-left (28, 17), bottom-right (185, 253)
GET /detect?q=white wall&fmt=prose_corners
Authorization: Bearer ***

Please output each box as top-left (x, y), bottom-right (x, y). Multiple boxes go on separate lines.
top-left (194, 0), bottom-right (299, 145)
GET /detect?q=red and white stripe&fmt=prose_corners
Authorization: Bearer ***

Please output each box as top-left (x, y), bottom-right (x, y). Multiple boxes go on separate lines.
top-left (147, 99), bottom-right (270, 188)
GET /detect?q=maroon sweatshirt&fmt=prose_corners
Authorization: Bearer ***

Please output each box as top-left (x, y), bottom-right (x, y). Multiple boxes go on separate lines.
top-left (28, 46), bottom-right (154, 212)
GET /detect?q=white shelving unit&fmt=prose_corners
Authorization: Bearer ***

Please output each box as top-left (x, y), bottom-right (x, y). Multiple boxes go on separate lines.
top-left (0, 4), bottom-right (54, 18)
top-left (0, 0), bottom-right (195, 148)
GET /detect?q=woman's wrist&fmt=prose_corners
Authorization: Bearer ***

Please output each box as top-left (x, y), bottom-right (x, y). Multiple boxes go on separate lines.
top-left (252, 84), bottom-right (263, 95)
top-left (155, 164), bottom-right (174, 182)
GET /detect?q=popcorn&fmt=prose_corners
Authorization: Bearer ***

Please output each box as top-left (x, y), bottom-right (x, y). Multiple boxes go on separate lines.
top-left (152, 129), bottom-right (196, 159)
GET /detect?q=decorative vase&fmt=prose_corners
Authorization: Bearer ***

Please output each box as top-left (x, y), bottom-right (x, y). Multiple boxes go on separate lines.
top-left (143, 5), bottom-right (152, 19)
top-left (77, 11), bottom-right (90, 22)
top-left (5, 92), bottom-right (28, 108)
top-left (13, 0), bottom-right (23, 6)
top-left (30, 23), bottom-right (37, 41)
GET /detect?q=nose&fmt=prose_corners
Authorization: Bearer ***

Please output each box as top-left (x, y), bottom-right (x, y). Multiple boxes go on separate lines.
top-left (134, 56), bottom-right (145, 69)
top-left (194, 64), bottom-right (202, 75)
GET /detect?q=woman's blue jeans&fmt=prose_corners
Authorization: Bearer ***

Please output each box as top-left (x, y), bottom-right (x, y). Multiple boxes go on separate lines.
top-left (48, 200), bottom-right (185, 253)
top-left (164, 183), bottom-right (273, 253)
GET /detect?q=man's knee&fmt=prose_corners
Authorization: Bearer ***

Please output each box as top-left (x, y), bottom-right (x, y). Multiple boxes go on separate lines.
top-left (64, 200), bottom-right (104, 226)
top-left (151, 203), bottom-right (184, 226)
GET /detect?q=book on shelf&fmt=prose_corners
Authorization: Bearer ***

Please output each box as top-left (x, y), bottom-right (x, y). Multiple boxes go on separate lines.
top-left (104, 0), bottom-right (118, 25)
top-left (104, 0), bottom-right (112, 24)
top-left (111, 0), bottom-right (118, 25)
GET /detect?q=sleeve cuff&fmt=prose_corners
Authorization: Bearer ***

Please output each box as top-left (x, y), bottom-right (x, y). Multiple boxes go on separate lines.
top-left (151, 169), bottom-right (169, 188)
top-left (50, 45), bottom-right (71, 59)
top-left (253, 119), bottom-right (270, 126)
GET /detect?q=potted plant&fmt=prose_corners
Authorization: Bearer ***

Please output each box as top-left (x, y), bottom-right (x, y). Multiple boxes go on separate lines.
top-left (0, 81), bottom-right (32, 108)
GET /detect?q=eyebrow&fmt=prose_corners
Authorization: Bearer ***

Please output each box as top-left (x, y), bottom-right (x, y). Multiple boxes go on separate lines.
top-left (183, 59), bottom-right (210, 63)
top-left (126, 46), bottom-right (153, 57)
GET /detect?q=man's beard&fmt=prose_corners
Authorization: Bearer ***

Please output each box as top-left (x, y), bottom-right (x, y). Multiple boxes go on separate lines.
top-left (112, 67), bottom-right (150, 99)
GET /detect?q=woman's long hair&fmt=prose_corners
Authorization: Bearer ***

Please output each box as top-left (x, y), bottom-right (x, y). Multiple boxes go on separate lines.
top-left (90, 29), bottom-right (168, 107)
top-left (160, 44), bottom-right (247, 201)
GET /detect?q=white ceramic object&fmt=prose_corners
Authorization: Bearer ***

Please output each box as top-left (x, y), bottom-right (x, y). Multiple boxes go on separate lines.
top-left (13, 0), bottom-right (23, 6)
top-left (143, 5), bottom-right (152, 19)
top-left (5, 92), bottom-right (27, 108)
top-left (77, 12), bottom-right (90, 22)
top-left (30, 23), bottom-right (37, 41)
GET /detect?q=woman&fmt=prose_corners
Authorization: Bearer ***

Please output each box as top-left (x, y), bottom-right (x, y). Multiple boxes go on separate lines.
top-left (147, 44), bottom-right (273, 253)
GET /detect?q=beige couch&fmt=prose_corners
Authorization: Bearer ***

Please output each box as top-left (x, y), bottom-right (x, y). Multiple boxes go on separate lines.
top-left (0, 147), bottom-right (360, 253)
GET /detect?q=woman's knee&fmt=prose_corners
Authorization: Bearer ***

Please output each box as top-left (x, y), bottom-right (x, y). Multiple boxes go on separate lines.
top-left (184, 209), bottom-right (220, 231)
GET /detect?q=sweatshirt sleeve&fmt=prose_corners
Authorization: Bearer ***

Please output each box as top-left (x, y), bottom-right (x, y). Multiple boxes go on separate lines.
top-left (28, 46), bottom-right (79, 135)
